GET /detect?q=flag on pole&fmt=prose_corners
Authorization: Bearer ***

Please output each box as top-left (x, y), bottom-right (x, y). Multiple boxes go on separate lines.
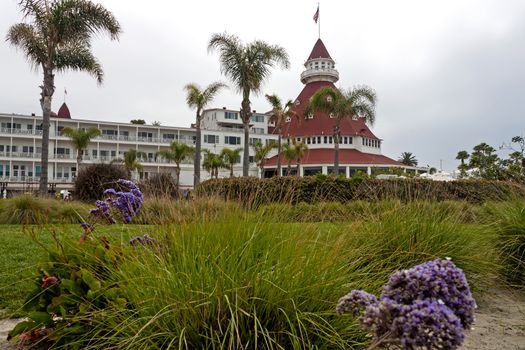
top-left (313, 6), bottom-right (319, 23)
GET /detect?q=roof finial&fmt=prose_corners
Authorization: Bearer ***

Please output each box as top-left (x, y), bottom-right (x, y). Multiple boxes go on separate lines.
top-left (64, 87), bottom-right (67, 103)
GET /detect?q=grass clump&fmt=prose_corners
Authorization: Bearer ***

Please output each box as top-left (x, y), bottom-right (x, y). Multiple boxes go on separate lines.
top-left (0, 196), bottom-right (89, 224)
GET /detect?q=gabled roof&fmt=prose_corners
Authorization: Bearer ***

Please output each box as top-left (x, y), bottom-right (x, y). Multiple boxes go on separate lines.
top-left (265, 148), bottom-right (402, 166)
top-left (279, 80), bottom-right (379, 139)
top-left (307, 38), bottom-right (332, 60)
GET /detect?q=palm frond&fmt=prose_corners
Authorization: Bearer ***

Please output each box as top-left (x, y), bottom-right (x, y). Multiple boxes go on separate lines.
top-left (55, 45), bottom-right (103, 83)
top-left (6, 23), bottom-right (46, 67)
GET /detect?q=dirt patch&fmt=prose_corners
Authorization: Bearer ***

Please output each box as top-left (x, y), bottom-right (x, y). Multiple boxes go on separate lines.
top-left (462, 288), bottom-right (525, 350)
top-left (0, 318), bottom-right (23, 349)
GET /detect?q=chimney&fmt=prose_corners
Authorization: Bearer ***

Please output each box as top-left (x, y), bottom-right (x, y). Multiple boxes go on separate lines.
top-left (31, 113), bottom-right (35, 116)
top-left (252, 110), bottom-right (256, 113)
top-left (222, 107), bottom-right (226, 109)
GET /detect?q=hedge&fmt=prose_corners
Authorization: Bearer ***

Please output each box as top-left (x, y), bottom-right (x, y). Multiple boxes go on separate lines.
top-left (195, 176), bottom-right (525, 206)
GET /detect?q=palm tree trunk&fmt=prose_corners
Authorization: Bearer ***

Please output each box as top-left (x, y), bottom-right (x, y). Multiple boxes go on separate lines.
top-left (334, 121), bottom-right (341, 174)
top-left (175, 164), bottom-right (181, 193)
top-left (39, 66), bottom-right (55, 196)
top-left (287, 161), bottom-right (292, 176)
top-left (241, 98), bottom-right (251, 177)
top-left (296, 161), bottom-right (300, 176)
top-left (277, 133), bottom-right (282, 176)
top-left (230, 164), bottom-right (234, 178)
top-left (76, 150), bottom-right (82, 176)
top-left (194, 115), bottom-right (202, 188)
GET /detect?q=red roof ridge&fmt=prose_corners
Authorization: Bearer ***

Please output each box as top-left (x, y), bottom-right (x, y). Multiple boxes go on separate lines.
top-left (56, 102), bottom-right (71, 119)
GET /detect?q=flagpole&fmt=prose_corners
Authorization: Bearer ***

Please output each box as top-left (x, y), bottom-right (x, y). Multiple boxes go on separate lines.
top-left (318, 2), bottom-right (320, 39)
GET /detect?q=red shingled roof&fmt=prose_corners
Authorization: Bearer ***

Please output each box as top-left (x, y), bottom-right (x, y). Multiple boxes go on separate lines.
top-left (265, 148), bottom-right (402, 166)
top-left (279, 80), bottom-right (379, 139)
top-left (55, 102), bottom-right (71, 119)
top-left (307, 38), bottom-right (332, 60)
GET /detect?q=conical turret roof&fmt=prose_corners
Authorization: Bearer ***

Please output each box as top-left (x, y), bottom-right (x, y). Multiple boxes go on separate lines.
top-left (307, 38), bottom-right (332, 60)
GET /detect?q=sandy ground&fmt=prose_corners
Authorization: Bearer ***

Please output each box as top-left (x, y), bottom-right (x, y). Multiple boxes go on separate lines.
top-left (1, 289), bottom-right (524, 349)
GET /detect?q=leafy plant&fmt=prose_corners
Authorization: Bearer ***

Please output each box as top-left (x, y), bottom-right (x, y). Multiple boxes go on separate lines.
top-left (74, 163), bottom-right (129, 202)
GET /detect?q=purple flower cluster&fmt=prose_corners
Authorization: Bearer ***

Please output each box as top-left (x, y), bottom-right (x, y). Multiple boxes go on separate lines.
top-left (90, 179), bottom-right (143, 224)
top-left (336, 258), bottom-right (476, 350)
top-left (129, 234), bottom-right (157, 246)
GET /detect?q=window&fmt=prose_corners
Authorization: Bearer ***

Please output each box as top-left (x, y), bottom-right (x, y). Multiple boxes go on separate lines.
top-left (343, 137), bottom-right (348, 144)
top-left (329, 136), bottom-right (333, 144)
top-left (265, 139), bottom-right (277, 146)
top-left (204, 134), bottom-right (219, 144)
top-left (11, 146), bottom-right (17, 152)
top-left (317, 136), bottom-right (321, 144)
top-left (307, 113), bottom-right (314, 119)
top-left (163, 133), bottom-right (176, 140)
top-left (35, 165), bottom-right (40, 176)
top-left (13, 165), bottom-right (19, 177)
top-left (225, 136), bottom-right (241, 145)
top-left (27, 124), bottom-right (33, 130)
top-left (251, 114), bottom-right (265, 123)
top-left (92, 150), bottom-right (98, 157)
top-left (138, 131), bottom-right (153, 140)
top-left (306, 137), bottom-right (311, 144)
top-left (249, 137), bottom-right (262, 146)
top-left (102, 129), bottom-right (117, 136)
top-left (252, 127), bottom-right (264, 134)
top-left (285, 116), bottom-right (292, 123)
top-left (22, 146), bottom-right (34, 153)
top-left (57, 126), bottom-right (64, 134)
top-left (225, 111), bottom-right (238, 120)
top-left (111, 150), bottom-right (116, 157)
top-left (312, 137), bottom-right (316, 144)
top-left (329, 113), bottom-right (335, 118)
top-left (249, 156), bottom-right (255, 163)
top-left (100, 150), bottom-right (109, 157)
top-left (324, 136), bottom-right (328, 144)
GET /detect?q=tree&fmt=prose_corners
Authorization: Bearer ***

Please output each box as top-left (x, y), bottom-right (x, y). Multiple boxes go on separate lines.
top-left (282, 143), bottom-right (297, 176)
top-left (111, 149), bottom-right (146, 179)
top-left (151, 121), bottom-right (161, 126)
top-left (306, 86), bottom-right (376, 174)
top-left (184, 82), bottom-right (227, 187)
top-left (252, 141), bottom-right (275, 178)
top-left (130, 119), bottom-right (146, 125)
top-left (60, 127), bottom-right (101, 173)
top-left (208, 33), bottom-right (290, 176)
top-left (469, 142), bottom-right (501, 180)
top-left (8, 0), bottom-right (121, 195)
top-left (265, 94), bottom-right (295, 176)
top-left (202, 150), bottom-right (224, 179)
top-left (456, 151), bottom-right (470, 178)
top-left (399, 152), bottom-right (418, 167)
top-left (156, 142), bottom-right (195, 191)
top-left (292, 140), bottom-right (308, 176)
top-left (220, 147), bottom-right (243, 178)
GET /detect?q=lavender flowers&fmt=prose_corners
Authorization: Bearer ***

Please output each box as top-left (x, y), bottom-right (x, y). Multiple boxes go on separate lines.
top-left (336, 258), bottom-right (476, 350)
top-left (90, 179), bottom-right (144, 224)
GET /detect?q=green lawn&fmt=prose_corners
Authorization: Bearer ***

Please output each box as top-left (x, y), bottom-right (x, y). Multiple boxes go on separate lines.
top-left (0, 224), bottom-right (144, 317)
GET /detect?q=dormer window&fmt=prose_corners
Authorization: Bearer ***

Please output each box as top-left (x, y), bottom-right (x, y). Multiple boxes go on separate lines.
top-left (307, 113), bottom-right (314, 119)
top-left (329, 113), bottom-right (335, 118)
top-left (285, 116), bottom-right (291, 123)
top-left (295, 99), bottom-right (300, 106)
top-left (326, 96), bottom-right (333, 102)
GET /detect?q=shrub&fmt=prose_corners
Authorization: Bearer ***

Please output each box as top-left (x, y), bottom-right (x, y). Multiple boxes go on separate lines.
top-left (74, 163), bottom-right (129, 202)
top-left (0, 195), bottom-right (50, 224)
top-left (139, 172), bottom-right (179, 198)
top-left (197, 176), bottom-right (525, 206)
top-left (483, 201), bottom-right (525, 287)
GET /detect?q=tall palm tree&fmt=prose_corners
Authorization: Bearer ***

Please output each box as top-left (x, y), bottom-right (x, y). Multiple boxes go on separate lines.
top-left (7, 0), bottom-right (121, 195)
top-left (156, 142), bottom-right (195, 191)
top-left (252, 141), bottom-right (275, 178)
top-left (60, 126), bottom-right (101, 173)
top-left (292, 140), bottom-right (308, 176)
top-left (307, 86), bottom-right (376, 174)
top-left (399, 152), bottom-right (418, 167)
top-left (208, 33), bottom-right (290, 176)
top-left (282, 143), bottom-right (297, 176)
top-left (220, 147), bottom-right (243, 178)
top-left (184, 82), bottom-right (227, 187)
top-left (202, 150), bottom-right (224, 179)
top-left (265, 94), bottom-right (295, 176)
top-left (456, 150), bottom-right (470, 178)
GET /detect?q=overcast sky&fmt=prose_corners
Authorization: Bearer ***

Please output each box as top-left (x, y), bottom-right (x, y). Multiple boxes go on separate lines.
top-left (1, 0), bottom-right (524, 170)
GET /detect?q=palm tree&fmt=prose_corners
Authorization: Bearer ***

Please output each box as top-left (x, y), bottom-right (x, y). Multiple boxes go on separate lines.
top-left (208, 33), bottom-right (290, 176)
top-left (282, 143), bottom-right (297, 176)
top-left (156, 142), bottom-right (195, 191)
top-left (292, 140), bottom-right (308, 176)
top-left (252, 141), bottom-right (275, 178)
top-left (220, 147), bottom-right (243, 178)
top-left (202, 150), bottom-right (224, 179)
top-left (60, 127), bottom-right (101, 173)
top-left (456, 150), bottom-right (470, 178)
top-left (265, 94), bottom-right (296, 176)
top-left (7, 0), bottom-right (121, 195)
top-left (307, 86), bottom-right (376, 174)
top-left (399, 152), bottom-right (418, 167)
top-left (184, 82), bottom-right (227, 187)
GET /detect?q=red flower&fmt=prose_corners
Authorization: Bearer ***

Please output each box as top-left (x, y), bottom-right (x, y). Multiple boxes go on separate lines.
top-left (41, 276), bottom-right (59, 288)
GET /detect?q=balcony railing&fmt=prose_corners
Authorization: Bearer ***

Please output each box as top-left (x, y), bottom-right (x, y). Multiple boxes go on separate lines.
top-left (0, 128), bottom-right (42, 136)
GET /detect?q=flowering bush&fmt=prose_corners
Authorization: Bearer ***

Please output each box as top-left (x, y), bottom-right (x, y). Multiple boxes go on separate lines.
top-left (8, 180), bottom-right (145, 348)
top-left (336, 258), bottom-right (476, 350)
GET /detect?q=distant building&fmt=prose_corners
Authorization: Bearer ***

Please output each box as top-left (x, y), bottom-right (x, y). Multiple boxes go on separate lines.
top-left (0, 39), bottom-right (419, 194)
top-left (264, 38), bottom-right (412, 177)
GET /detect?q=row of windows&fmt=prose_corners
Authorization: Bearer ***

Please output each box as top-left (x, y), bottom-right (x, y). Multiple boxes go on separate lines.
top-left (0, 145), bottom-right (40, 153)
top-left (0, 164), bottom-right (38, 177)
top-left (295, 136), bottom-right (354, 145)
top-left (362, 138), bottom-right (380, 148)
top-left (205, 135), bottom-right (275, 146)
